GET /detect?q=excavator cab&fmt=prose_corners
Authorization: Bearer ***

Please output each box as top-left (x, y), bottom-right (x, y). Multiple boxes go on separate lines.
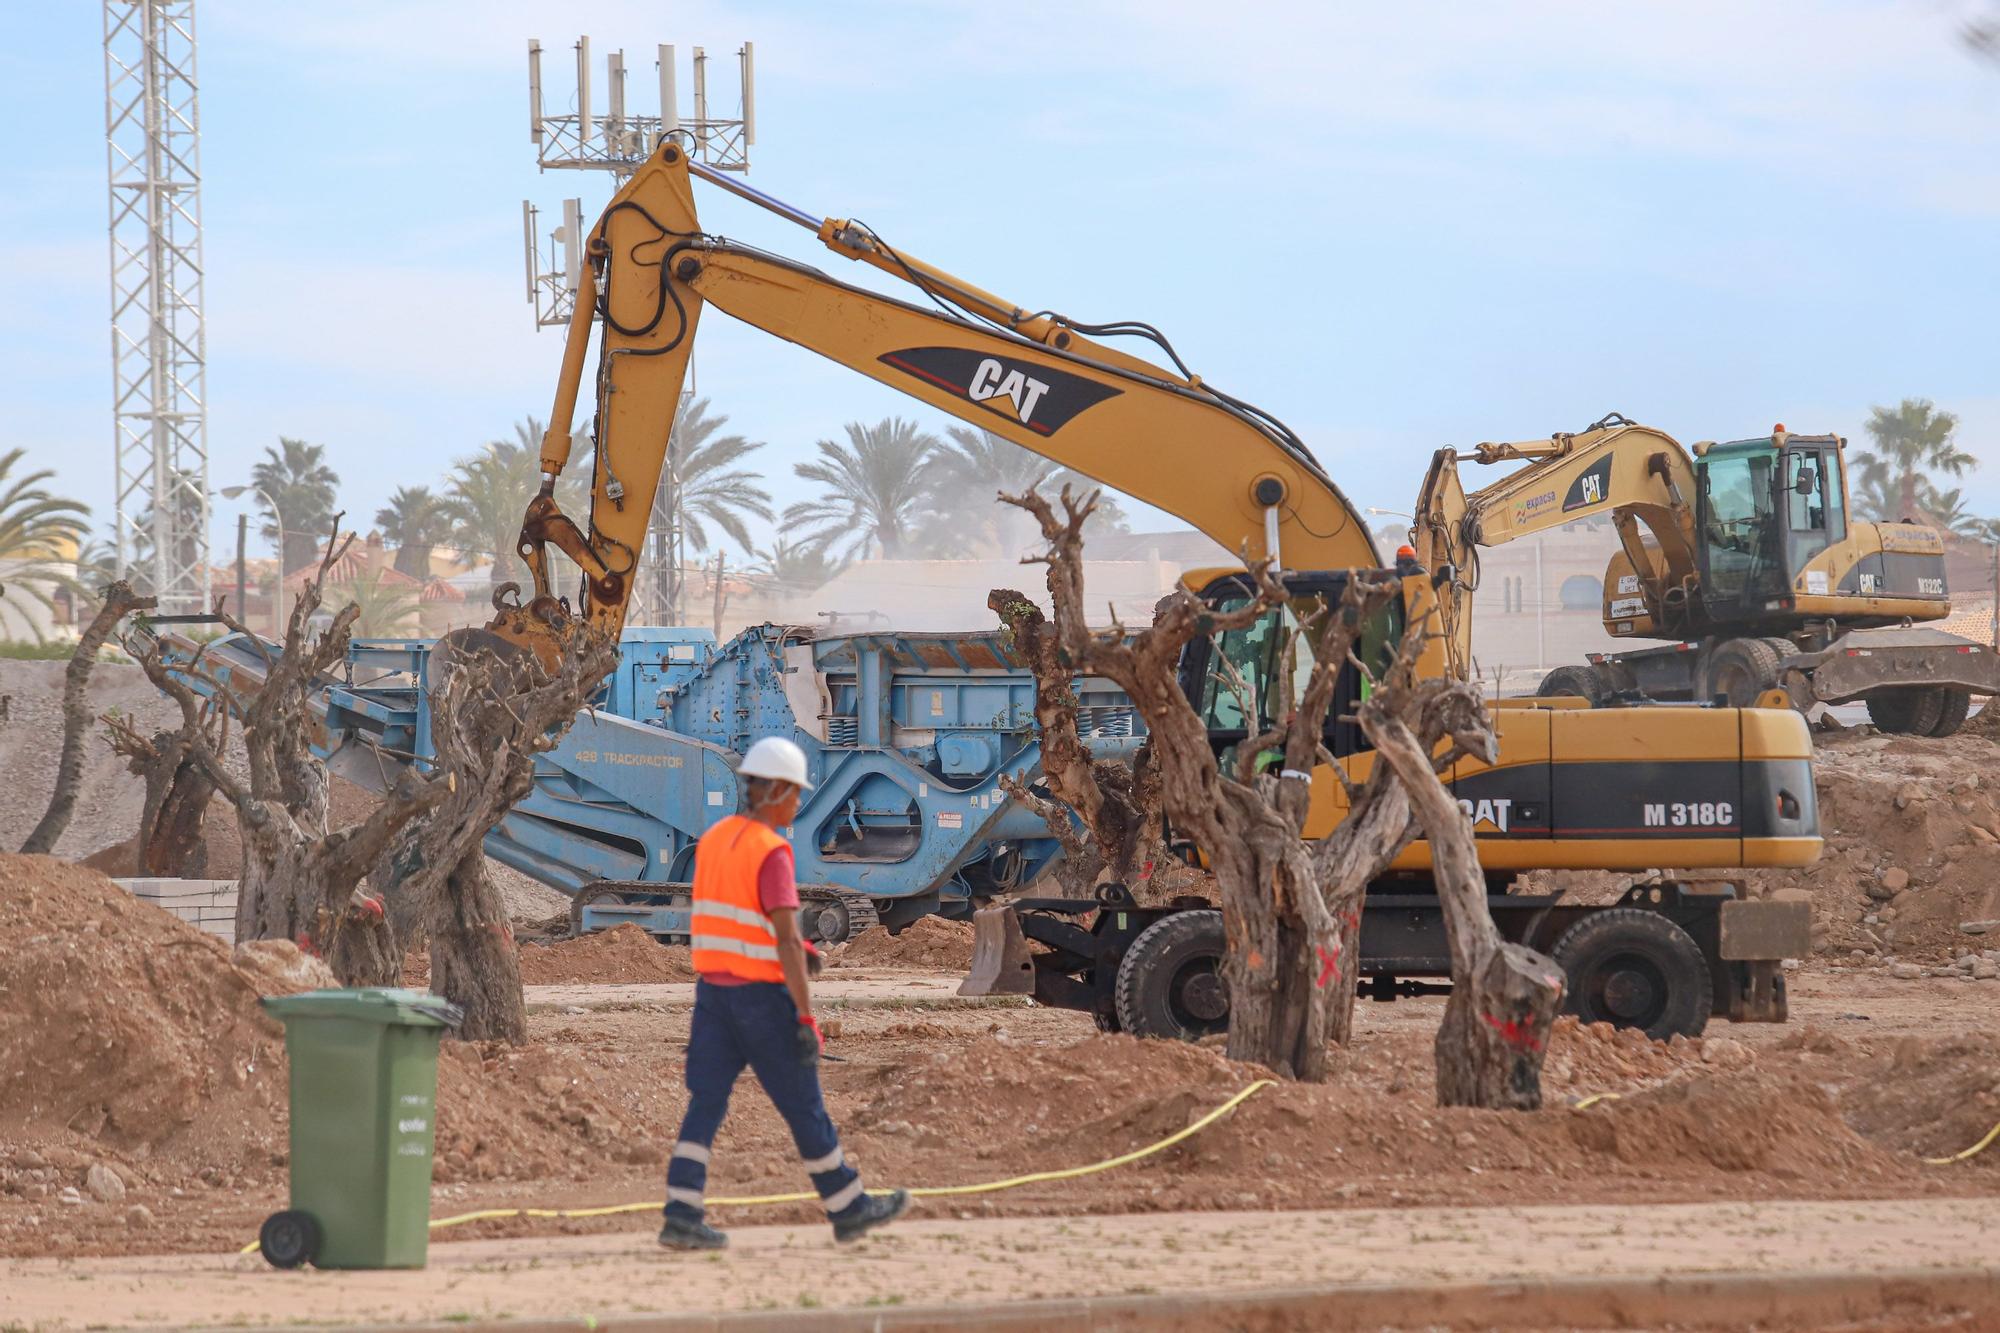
top-left (1692, 432), bottom-right (1847, 624)
top-left (1175, 570), bottom-right (1406, 765)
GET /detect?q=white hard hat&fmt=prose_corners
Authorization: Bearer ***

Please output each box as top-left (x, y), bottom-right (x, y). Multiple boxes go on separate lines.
top-left (739, 736), bottom-right (813, 790)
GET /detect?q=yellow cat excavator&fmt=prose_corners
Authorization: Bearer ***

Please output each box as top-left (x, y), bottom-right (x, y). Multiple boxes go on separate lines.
top-left (478, 140), bottom-right (1814, 1037)
top-left (1413, 414), bottom-right (1998, 734)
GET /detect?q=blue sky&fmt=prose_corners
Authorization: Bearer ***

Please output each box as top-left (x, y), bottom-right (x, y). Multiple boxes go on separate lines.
top-left (6, 1), bottom-right (1997, 565)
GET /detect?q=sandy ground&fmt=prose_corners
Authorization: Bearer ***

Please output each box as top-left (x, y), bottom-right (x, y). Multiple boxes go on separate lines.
top-left (3, 1198), bottom-right (1995, 1330)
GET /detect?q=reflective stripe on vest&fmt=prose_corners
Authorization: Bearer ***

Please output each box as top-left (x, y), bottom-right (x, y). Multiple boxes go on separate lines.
top-left (689, 815), bottom-right (789, 983)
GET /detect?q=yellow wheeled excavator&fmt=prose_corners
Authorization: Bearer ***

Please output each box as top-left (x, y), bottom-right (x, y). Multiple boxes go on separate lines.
top-left (1413, 414), bottom-right (1997, 735)
top-left (477, 140), bottom-right (1816, 1037)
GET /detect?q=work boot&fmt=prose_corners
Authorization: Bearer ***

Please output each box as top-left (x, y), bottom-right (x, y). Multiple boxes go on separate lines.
top-left (831, 1188), bottom-right (910, 1243)
top-left (658, 1215), bottom-right (728, 1251)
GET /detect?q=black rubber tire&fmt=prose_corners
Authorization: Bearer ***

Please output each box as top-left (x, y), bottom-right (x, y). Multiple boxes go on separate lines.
top-left (1866, 687), bottom-right (1947, 736)
top-left (1928, 688), bottom-right (1972, 738)
top-left (1703, 638), bottom-right (1784, 708)
top-left (259, 1209), bottom-right (321, 1270)
top-left (1535, 664), bottom-right (1605, 705)
top-left (1550, 907), bottom-right (1712, 1040)
top-left (1092, 1007), bottom-right (1122, 1034)
top-left (1113, 909), bottom-right (1230, 1041)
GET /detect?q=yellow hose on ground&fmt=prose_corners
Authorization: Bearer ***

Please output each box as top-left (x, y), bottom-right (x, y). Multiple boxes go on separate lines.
top-left (1922, 1119), bottom-right (2000, 1166)
top-left (240, 1078), bottom-right (1274, 1255)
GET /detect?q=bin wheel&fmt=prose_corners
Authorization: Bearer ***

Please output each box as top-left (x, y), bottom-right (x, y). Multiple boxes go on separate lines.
top-left (1114, 910), bottom-right (1230, 1040)
top-left (259, 1209), bottom-right (322, 1269)
top-left (1551, 907), bottom-right (1712, 1040)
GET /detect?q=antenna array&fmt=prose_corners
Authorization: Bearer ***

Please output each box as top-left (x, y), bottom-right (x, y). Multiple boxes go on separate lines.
top-left (523, 38), bottom-right (755, 328)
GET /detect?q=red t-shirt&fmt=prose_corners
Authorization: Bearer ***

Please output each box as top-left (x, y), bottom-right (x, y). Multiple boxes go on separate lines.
top-left (702, 845), bottom-right (798, 986)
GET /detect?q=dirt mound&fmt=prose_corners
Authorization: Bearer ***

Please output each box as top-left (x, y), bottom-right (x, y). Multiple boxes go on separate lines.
top-left (515, 924), bottom-right (694, 985)
top-left (1745, 730), bottom-right (2000, 960)
top-left (1839, 1033), bottom-right (2000, 1167)
top-left (1562, 1069), bottom-right (1897, 1176)
top-left (0, 854), bottom-right (295, 1152)
top-left (833, 916), bottom-right (975, 971)
top-left (431, 1042), bottom-right (661, 1183)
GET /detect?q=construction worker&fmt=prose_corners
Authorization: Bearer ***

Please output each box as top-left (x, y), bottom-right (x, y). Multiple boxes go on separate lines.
top-left (659, 735), bottom-right (910, 1251)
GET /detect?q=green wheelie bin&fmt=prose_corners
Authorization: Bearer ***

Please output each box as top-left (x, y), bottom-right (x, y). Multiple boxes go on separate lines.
top-left (258, 987), bottom-right (462, 1269)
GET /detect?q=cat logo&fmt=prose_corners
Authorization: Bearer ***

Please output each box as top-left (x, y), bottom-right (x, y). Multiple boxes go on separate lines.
top-left (1858, 573), bottom-right (1878, 594)
top-left (1458, 797), bottom-right (1512, 833)
top-left (877, 346), bottom-right (1122, 436)
top-left (967, 359), bottom-right (1051, 425)
top-left (1562, 456), bottom-right (1614, 513)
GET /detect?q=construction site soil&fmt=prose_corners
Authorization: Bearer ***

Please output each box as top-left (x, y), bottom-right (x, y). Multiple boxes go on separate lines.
top-left (831, 914), bottom-right (976, 970)
top-left (2, 852), bottom-right (1995, 1265)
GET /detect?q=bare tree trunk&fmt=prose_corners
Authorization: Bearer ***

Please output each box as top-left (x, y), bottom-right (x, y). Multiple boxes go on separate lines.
top-left (104, 715), bottom-right (218, 876)
top-left (990, 589), bottom-right (1185, 899)
top-left (21, 582), bottom-right (154, 854)
top-left (1364, 697), bottom-right (1564, 1109)
top-left (426, 858), bottom-right (525, 1042)
top-left (398, 629), bottom-right (618, 1042)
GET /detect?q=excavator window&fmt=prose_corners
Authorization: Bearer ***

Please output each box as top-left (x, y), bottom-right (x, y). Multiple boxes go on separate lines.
top-left (1784, 448), bottom-right (1843, 571)
top-left (1179, 573), bottom-right (1404, 763)
top-left (1697, 446), bottom-right (1785, 608)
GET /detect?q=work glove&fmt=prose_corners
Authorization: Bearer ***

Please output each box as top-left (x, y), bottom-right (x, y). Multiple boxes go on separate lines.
top-left (796, 1013), bottom-right (824, 1065)
top-left (804, 939), bottom-right (825, 979)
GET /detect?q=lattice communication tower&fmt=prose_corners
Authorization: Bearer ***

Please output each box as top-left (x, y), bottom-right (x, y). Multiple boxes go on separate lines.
top-left (104, 0), bottom-right (210, 613)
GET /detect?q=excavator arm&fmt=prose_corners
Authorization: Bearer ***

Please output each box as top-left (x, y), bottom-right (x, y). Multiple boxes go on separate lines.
top-left (494, 141), bottom-right (1378, 654)
top-left (1411, 413), bottom-right (1703, 679)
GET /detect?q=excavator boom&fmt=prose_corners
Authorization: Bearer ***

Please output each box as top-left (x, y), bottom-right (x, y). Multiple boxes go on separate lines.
top-left (502, 141), bottom-right (1375, 650)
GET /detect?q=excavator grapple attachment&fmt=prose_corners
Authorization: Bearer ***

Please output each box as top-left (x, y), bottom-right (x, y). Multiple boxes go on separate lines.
top-left (960, 904), bottom-right (1035, 997)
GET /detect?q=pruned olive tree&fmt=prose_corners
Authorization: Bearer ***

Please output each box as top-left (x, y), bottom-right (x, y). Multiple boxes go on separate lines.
top-left (140, 524), bottom-right (454, 984)
top-left (1005, 485), bottom-right (1563, 1103)
top-left (388, 629), bottom-right (620, 1042)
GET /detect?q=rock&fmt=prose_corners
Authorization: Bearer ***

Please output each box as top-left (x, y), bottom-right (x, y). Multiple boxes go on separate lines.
top-left (85, 1163), bottom-right (126, 1203)
top-left (124, 1204), bottom-right (154, 1228)
top-left (1958, 954), bottom-right (1980, 970)
top-left (1880, 867), bottom-right (1911, 894)
top-left (1961, 921), bottom-right (1999, 936)
top-left (1894, 783), bottom-right (1922, 810)
top-left (563, 1005), bottom-right (588, 1015)
top-left (1770, 886), bottom-right (1813, 903)
top-left (1700, 1036), bottom-right (1754, 1069)
top-left (15, 1149), bottom-right (47, 1170)
top-left (1890, 963), bottom-right (1923, 980)
top-left (1781, 958), bottom-right (1801, 971)
top-left (56, 1186), bottom-right (83, 1206)
top-left (1975, 960), bottom-right (2000, 981)
top-left (1863, 914), bottom-right (1879, 926)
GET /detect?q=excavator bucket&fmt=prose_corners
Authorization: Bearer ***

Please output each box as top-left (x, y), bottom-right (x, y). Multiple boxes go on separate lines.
top-left (960, 904), bottom-right (1035, 997)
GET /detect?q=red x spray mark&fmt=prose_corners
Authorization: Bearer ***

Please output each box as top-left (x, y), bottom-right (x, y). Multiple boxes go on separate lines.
top-left (1481, 1012), bottom-right (1543, 1052)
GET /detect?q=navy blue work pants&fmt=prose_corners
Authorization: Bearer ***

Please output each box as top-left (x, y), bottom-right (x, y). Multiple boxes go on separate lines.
top-left (664, 979), bottom-right (863, 1224)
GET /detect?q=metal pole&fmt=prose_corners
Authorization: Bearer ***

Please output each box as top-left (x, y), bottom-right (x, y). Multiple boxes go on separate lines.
top-left (1534, 536), bottom-right (1545, 670)
top-left (234, 511), bottom-right (245, 620)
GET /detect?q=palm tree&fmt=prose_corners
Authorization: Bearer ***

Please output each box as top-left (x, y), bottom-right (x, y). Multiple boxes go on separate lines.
top-left (917, 426), bottom-right (1127, 557)
top-left (748, 537), bottom-right (849, 595)
top-left (250, 438), bottom-right (341, 573)
top-left (1923, 485), bottom-right (1983, 537)
top-left (346, 567), bottom-right (421, 637)
top-left (784, 418), bottom-right (942, 560)
top-left (440, 418), bottom-right (588, 595)
top-left (654, 398), bottom-right (775, 554)
top-left (0, 449), bottom-right (91, 640)
top-left (1852, 399), bottom-right (1973, 523)
top-left (374, 486), bottom-right (450, 579)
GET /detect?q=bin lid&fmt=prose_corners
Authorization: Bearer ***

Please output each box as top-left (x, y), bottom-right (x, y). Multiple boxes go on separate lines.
top-left (261, 987), bottom-right (464, 1028)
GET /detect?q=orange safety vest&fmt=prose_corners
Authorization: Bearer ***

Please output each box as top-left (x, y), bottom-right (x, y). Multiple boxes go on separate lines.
top-left (689, 815), bottom-right (789, 983)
